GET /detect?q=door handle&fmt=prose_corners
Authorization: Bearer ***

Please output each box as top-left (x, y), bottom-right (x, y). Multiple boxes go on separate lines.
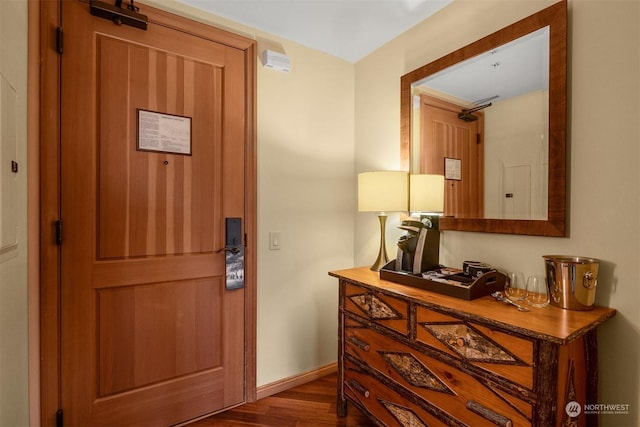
top-left (217, 247), bottom-right (240, 255)
top-left (222, 218), bottom-right (244, 290)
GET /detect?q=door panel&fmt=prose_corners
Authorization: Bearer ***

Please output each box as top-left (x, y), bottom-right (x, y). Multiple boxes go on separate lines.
top-left (97, 278), bottom-right (222, 396)
top-left (420, 95), bottom-right (484, 218)
top-left (97, 35), bottom-right (223, 259)
top-left (59, 1), bottom-right (246, 425)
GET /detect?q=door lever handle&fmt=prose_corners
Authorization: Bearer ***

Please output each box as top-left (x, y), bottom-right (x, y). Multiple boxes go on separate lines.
top-left (217, 247), bottom-right (240, 255)
top-left (221, 218), bottom-right (244, 290)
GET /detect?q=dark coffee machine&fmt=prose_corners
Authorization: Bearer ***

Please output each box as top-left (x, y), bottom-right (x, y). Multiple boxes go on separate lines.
top-left (395, 216), bottom-right (440, 274)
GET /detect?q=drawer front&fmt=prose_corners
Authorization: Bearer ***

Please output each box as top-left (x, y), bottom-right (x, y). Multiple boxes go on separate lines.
top-left (342, 282), bottom-right (409, 336)
top-left (415, 305), bottom-right (534, 391)
top-left (345, 316), bottom-right (533, 426)
top-left (344, 359), bottom-right (450, 427)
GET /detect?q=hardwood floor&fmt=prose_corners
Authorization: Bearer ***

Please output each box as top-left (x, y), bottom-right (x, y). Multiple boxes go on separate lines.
top-left (188, 373), bottom-right (375, 426)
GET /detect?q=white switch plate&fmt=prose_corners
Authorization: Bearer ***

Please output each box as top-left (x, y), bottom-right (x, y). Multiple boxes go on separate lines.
top-left (269, 231), bottom-right (281, 250)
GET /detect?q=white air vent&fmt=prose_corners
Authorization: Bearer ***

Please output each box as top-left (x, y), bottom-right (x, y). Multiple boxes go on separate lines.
top-left (263, 50), bottom-right (291, 73)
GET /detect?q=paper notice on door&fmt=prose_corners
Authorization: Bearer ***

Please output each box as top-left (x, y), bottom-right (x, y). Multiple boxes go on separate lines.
top-left (445, 157), bottom-right (462, 180)
top-left (137, 109), bottom-right (192, 155)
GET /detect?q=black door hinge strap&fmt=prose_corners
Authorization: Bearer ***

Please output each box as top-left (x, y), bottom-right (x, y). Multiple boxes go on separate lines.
top-left (55, 220), bottom-right (63, 245)
top-left (56, 27), bottom-right (63, 54)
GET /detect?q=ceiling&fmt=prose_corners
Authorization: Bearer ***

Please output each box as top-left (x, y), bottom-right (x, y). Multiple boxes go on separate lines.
top-left (415, 27), bottom-right (549, 106)
top-left (173, 0), bottom-right (546, 106)
top-left (175, 0), bottom-right (454, 62)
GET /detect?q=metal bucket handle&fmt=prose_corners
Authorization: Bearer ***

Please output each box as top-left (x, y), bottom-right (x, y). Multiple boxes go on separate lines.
top-left (583, 271), bottom-right (597, 290)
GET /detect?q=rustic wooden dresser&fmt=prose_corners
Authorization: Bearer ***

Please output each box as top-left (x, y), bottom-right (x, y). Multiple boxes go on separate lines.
top-left (330, 267), bottom-right (616, 427)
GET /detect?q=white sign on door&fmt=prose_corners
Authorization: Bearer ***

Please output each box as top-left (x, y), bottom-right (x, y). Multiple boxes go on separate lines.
top-left (137, 109), bottom-right (192, 155)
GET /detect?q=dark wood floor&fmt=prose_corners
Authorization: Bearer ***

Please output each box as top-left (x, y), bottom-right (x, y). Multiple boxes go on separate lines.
top-left (188, 373), bottom-right (375, 426)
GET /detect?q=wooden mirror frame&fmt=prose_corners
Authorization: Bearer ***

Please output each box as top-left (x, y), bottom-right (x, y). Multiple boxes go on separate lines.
top-left (400, 0), bottom-right (567, 236)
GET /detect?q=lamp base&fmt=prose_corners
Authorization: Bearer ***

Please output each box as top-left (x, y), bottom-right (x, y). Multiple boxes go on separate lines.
top-left (370, 213), bottom-right (389, 271)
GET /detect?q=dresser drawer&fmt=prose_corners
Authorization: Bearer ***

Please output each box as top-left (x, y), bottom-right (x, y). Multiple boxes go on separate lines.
top-left (415, 305), bottom-right (534, 391)
top-left (345, 316), bottom-right (533, 426)
top-left (344, 359), bottom-right (450, 427)
top-left (342, 281), bottom-right (409, 335)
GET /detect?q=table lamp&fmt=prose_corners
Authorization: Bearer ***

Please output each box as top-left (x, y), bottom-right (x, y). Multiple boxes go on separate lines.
top-left (358, 171), bottom-right (408, 271)
top-left (410, 174), bottom-right (445, 214)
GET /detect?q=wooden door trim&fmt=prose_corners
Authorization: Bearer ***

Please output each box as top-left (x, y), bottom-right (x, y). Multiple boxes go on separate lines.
top-left (37, 1), bottom-right (257, 424)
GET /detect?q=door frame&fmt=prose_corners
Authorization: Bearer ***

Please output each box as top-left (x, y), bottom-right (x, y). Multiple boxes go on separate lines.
top-left (35, 1), bottom-right (257, 425)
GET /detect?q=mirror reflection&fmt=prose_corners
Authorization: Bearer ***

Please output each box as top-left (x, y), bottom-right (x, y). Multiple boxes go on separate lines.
top-left (410, 27), bottom-right (550, 220)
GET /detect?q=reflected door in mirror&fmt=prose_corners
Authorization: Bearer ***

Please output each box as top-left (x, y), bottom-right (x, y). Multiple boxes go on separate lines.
top-left (420, 95), bottom-right (483, 218)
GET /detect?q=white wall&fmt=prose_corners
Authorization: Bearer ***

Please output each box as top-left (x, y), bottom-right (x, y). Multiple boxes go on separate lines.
top-left (144, 0), bottom-right (356, 388)
top-left (0, 0), bottom-right (29, 425)
top-left (355, 0), bottom-right (639, 425)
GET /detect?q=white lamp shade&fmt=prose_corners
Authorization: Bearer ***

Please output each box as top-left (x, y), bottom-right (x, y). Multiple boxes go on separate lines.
top-left (358, 171), bottom-right (408, 212)
top-left (410, 174), bottom-right (445, 212)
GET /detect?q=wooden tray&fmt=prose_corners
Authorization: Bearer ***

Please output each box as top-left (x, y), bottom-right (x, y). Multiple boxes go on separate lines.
top-left (379, 261), bottom-right (507, 300)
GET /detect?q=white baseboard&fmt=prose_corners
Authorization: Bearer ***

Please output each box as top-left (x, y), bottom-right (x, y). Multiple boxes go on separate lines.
top-left (256, 362), bottom-right (337, 400)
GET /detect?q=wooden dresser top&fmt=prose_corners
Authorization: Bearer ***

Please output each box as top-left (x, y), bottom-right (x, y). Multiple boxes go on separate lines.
top-left (330, 267), bottom-right (616, 345)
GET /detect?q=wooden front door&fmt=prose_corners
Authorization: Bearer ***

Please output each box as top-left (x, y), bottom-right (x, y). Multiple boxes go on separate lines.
top-left (420, 94), bottom-right (484, 218)
top-left (56, 2), bottom-right (254, 425)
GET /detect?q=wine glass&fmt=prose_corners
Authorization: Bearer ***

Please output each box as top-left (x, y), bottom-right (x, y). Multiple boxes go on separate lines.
top-left (504, 272), bottom-right (526, 302)
top-left (526, 275), bottom-right (549, 308)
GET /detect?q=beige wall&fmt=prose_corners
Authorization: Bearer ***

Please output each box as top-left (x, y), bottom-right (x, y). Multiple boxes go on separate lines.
top-left (0, 0), bottom-right (29, 425)
top-left (255, 42), bottom-right (355, 384)
top-left (484, 90), bottom-right (549, 219)
top-left (355, 0), bottom-right (639, 425)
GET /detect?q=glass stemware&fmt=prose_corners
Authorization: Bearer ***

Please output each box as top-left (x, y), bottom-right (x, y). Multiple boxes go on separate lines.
top-left (526, 275), bottom-right (549, 308)
top-left (504, 272), bottom-right (526, 302)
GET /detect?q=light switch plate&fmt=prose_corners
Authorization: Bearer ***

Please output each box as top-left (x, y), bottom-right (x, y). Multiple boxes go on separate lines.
top-left (269, 231), bottom-right (281, 250)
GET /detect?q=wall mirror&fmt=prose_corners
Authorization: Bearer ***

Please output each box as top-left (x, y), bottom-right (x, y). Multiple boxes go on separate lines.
top-left (400, 0), bottom-right (567, 236)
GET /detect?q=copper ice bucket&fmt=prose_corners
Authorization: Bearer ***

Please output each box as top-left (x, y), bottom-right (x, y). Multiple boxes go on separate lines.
top-left (543, 255), bottom-right (599, 311)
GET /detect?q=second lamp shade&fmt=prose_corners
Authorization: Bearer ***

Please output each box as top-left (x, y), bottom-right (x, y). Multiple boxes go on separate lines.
top-left (358, 171), bottom-right (409, 212)
top-left (409, 174), bottom-right (444, 213)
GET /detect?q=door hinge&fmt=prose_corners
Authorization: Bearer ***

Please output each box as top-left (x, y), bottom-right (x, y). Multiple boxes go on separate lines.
top-left (55, 220), bottom-right (63, 245)
top-left (56, 409), bottom-right (63, 427)
top-left (56, 27), bottom-right (63, 54)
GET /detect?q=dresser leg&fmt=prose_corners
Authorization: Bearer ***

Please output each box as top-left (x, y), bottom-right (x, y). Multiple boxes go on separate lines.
top-left (337, 393), bottom-right (347, 417)
top-left (337, 281), bottom-right (347, 417)
top-left (337, 357), bottom-right (347, 417)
